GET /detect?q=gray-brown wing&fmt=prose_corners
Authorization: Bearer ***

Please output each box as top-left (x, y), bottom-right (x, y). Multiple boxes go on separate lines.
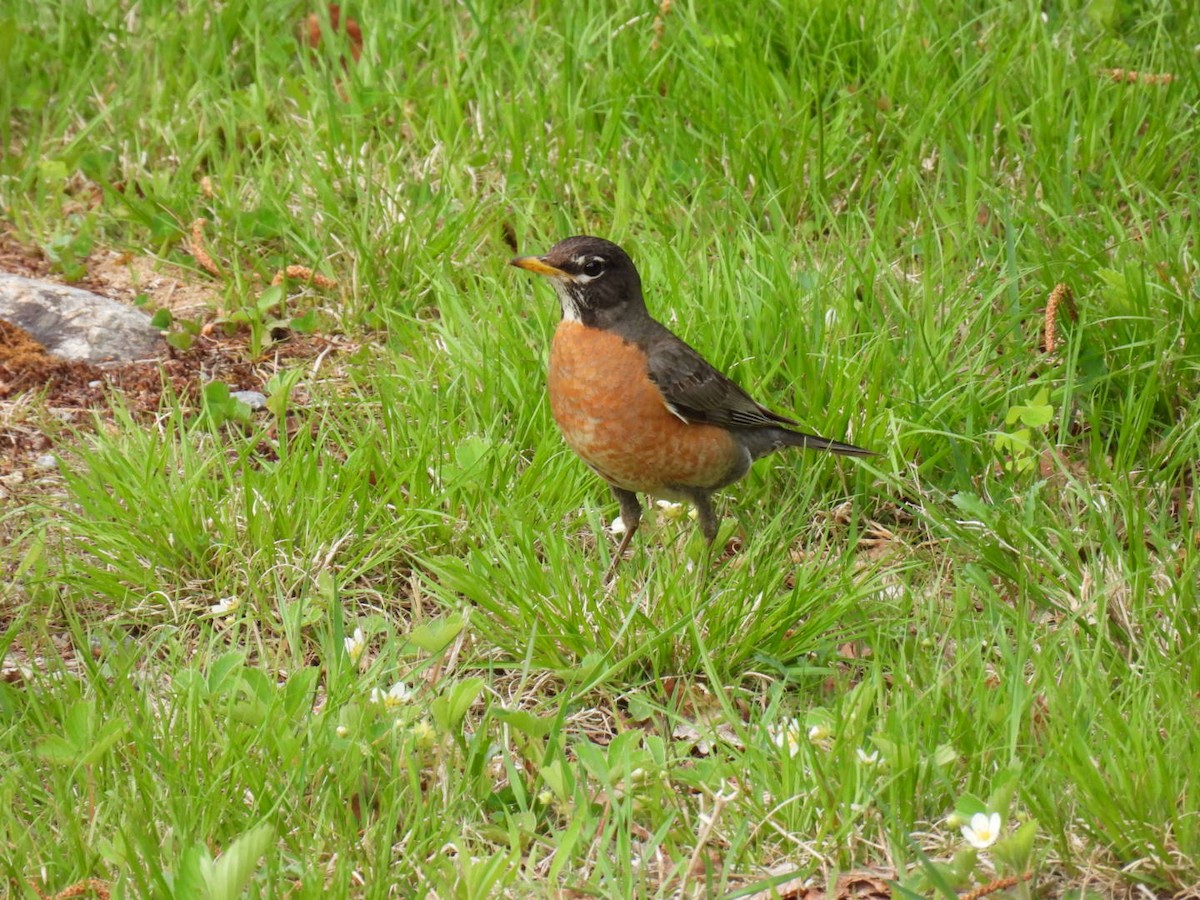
top-left (644, 335), bottom-right (799, 429)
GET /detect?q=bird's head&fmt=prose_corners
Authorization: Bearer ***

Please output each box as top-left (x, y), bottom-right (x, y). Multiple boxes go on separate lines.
top-left (510, 235), bottom-right (646, 329)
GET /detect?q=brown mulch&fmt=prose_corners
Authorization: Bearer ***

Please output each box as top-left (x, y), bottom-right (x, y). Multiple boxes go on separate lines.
top-left (0, 229), bottom-right (52, 280)
top-left (0, 316), bottom-right (265, 407)
top-left (0, 320), bottom-right (338, 473)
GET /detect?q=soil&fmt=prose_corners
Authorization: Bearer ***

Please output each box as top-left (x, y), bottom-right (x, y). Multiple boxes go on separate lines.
top-left (0, 228), bottom-right (339, 476)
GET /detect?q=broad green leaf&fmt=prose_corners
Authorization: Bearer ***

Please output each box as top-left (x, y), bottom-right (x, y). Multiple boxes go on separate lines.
top-left (493, 707), bottom-right (554, 738)
top-left (80, 719), bottom-right (128, 768)
top-left (200, 822), bottom-right (275, 900)
top-left (405, 613), bottom-right (466, 654)
top-left (36, 735), bottom-right (81, 766)
top-left (992, 818), bottom-right (1038, 875)
top-left (431, 677), bottom-right (485, 732)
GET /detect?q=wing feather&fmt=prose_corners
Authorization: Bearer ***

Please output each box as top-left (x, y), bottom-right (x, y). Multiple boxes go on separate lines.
top-left (643, 335), bottom-right (797, 429)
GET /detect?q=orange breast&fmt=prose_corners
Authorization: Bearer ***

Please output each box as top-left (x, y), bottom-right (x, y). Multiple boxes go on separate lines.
top-left (547, 321), bottom-right (744, 496)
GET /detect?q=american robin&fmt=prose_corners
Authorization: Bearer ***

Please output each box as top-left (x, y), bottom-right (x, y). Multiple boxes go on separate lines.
top-left (510, 235), bottom-right (872, 578)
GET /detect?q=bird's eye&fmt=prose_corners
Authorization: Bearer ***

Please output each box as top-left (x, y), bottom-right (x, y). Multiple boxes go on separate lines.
top-left (581, 259), bottom-right (604, 278)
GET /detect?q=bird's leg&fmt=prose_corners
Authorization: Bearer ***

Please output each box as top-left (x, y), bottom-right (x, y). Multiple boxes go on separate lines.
top-left (604, 487), bottom-right (642, 583)
top-left (688, 492), bottom-right (725, 576)
top-left (690, 492), bottom-right (719, 544)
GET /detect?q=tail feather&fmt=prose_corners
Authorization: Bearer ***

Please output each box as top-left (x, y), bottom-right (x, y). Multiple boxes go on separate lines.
top-left (783, 430), bottom-right (876, 458)
top-left (738, 426), bottom-right (875, 461)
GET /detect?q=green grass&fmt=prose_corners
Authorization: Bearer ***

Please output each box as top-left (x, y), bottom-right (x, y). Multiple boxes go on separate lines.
top-left (3, 0), bottom-right (1200, 896)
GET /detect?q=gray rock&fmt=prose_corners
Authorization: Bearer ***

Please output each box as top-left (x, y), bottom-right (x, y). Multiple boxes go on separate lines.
top-left (33, 453), bottom-right (58, 471)
top-left (231, 390), bottom-right (268, 411)
top-left (0, 273), bottom-right (163, 363)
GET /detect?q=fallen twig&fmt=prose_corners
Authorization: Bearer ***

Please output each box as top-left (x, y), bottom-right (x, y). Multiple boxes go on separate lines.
top-left (961, 871), bottom-right (1033, 900)
top-left (188, 219), bottom-right (338, 290)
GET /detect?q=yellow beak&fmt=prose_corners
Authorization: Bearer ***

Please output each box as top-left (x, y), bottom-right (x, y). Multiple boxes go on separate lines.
top-left (510, 255), bottom-right (568, 278)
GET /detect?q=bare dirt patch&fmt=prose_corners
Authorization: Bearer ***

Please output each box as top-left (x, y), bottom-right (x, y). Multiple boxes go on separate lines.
top-left (83, 247), bottom-right (222, 319)
top-left (0, 227), bottom-right (52, 279)
top-left (1, 320), bottom-right (337, 474)
top-left (1, 224), bottom-right (223, 317)
top-left (0, 231), bottom-right (338, 476)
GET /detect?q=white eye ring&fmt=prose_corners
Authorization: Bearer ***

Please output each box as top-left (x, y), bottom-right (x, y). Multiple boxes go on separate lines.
top-left (580, 258), bottom-right (604, 278)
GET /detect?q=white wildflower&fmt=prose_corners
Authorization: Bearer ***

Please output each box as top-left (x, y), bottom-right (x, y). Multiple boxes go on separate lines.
top-left (961, 811), bottom-right (1002, 849)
